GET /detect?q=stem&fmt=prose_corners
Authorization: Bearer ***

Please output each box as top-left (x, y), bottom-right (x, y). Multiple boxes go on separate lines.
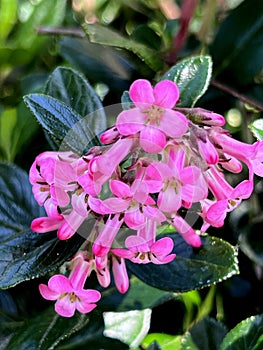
top-left (211, 79), bottom-right (263, 112)
top-left (36, 26), bottom-right (85, 37)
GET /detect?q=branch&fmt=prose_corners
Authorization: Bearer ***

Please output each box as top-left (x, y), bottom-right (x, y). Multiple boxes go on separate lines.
top-left (211, 79), bottom-right (263, 112)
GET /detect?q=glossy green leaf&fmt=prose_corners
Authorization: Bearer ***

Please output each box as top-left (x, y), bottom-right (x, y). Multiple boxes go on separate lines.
top-left (127, 234), bottom-right (239, 292)
top-left (82, 22), bottom-right (164, 72)
top-left (0, 163), bottom-right (84, 289)
top-left (219, 314), bottom-right (263, 350)
top-left (181, 317), bottom-right (228, 350)
top-left (6, 306), bottom-right (89, 350)
top-left (248, 118), bottom-right (263, 140)
top-left (23, 94), bottom-right (100, 154)
top-left (210, 0), bottom-right (263, 86)
top-left (103, 308), bottom-right (152, 348)
top-left (161, 55), bottom-right (212, 107)
top-left (44, 66), bottom-right (107, 138)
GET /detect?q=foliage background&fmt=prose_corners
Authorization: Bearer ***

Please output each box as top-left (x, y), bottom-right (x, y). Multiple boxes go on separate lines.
top-left (0, 0), bottom-right (263, 349)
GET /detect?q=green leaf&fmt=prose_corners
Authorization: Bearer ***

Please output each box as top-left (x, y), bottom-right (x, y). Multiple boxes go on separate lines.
top-left (100, 275), bottom-right (175, 312)
top-left (103, 308), bottom-right (152, 348)
top-left (59, 37), bottom-right (134, 92)
top-left (161, 55), bottom-right (213, 107)
top-left (127, 234), bottom-right (239, 292)
top-left (219, 314), bottom-right (263, 350)
top-left (0, 163), bottom-right (84, 289)
top-left (12, 0), bottom-right (66, 52)
top-left (6, 306), bottom-right (89, 350)
top-left (0, 104), bottom-right (39, 162)
top-left (0, 108), bottom-right (17, 161)
top-left (0, 0), bottom-right (17, 41)
top-left (23, 94), bottom-right (100, 154)
top-left (181, 317), bottom-right (228, 350)
top-left (82, 22), bottom-right (164, 72)
top-left (248, 118), bottom-right (263, 140)
top-left (44, 66), bottom-right (107, 138)
top-left (141, 333), bottom-right (182, 350)
top-left (210, 0), bottom-right (263, 86)
top-left (57, 310), bottom-right (128, 350)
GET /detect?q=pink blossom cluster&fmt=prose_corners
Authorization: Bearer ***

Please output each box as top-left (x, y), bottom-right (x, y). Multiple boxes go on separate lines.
top-left (29, 79), bottom-right (263, 317)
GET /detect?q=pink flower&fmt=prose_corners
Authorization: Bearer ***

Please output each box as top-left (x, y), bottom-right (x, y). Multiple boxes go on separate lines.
top-left (78, 138), bottom-right (133, 196)
top-left (39, 254), bottom-right (101, 317)
top-left (116, 79), bottom-right (188, 153)
top-left (112, 220), bottom-right (176, 264)
top-left (92, 214), bottom-right (124, 257)
top-left (145, 146), bottom-right (207, 213)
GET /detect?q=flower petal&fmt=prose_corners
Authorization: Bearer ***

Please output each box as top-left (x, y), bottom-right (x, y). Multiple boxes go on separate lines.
top-left (110, 180), bottom-right (132, 198)
top-left (140, 126), bottom-right (166, 153)
top-left (48, 274), bottom-right (73, 294)
top-left (129, 79), bottom-right (155, 106)
top-left (39, 284), bottom-right (59, 300)
top-left (157, 185), bottom-right (182, 213)
top-left (153, 80), bottom-right (180, 108)
top-left (159, 110), bottom-right (188, 138)
top-left (151, 237), bottom-right (174, 256)
top-left (116, 109), bottom-right (145, 136)
top-left (55, 297), bottom-right (75, 317)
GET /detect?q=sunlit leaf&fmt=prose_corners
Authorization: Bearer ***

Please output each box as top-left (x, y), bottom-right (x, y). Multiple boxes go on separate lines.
top-left (249, 118), bottom-right (263, 140)
top-left (161, 55), bottom-right (213, 107)
top-left (103, 309), bottom-right (152, 348)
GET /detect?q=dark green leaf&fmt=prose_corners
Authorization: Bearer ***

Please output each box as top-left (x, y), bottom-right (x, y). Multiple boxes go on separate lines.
top-left (100, 275), bottom-right (175, 312)
top-left (6, 306), bottom-right (89, 350)
top-left (82, 22), bottom-right (164, 72)
top-left (210, 0), bottom-right (263, 86)
top-left (44, 66), bottom-right (107, 138)
top-left (0, 163), bottom-right (84, 289)
top-left (127, 234), bottom-right (239, 292)
top-left (59, 38), bottom-right (134, 92)
top-left (181, 317), bottom-right (228, 350)
top-left (162, 55), bottom-right (213, 107)
top-left (57, 310), bottom-right (128, 350)
top-left (219, 314), bottom-right (263, 350)
top-left (130, 25), bottom-right (162, 50)
top-left (23, 94), bottom-right (100, 155)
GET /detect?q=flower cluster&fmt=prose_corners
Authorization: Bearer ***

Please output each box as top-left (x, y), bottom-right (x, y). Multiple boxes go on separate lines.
top-left (30, 79), bottom-right (263, 317)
